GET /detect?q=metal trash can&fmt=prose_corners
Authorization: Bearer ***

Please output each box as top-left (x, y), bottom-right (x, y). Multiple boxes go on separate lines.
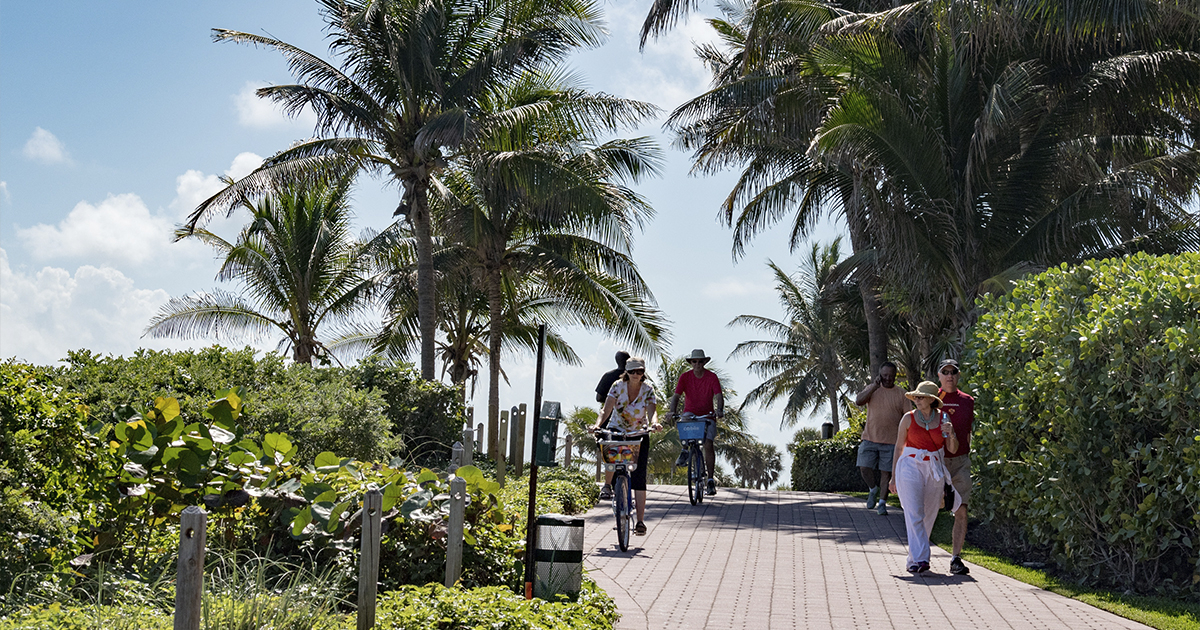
top-left (533, 513), bottom-right (583, 600)
top-left (535, 401), bottom-right (562, 467)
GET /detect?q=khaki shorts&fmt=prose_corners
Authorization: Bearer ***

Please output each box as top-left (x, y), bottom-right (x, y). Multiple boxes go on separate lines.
top-left (945, 455), bottom-right (971, 505)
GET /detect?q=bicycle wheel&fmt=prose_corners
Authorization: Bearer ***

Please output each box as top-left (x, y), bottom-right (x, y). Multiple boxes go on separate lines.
top-left (690, 443), bottom-right (705, 506)
top-left (613, 474), bottom-right (631, 551)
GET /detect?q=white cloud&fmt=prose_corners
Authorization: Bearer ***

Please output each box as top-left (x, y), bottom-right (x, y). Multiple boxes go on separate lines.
top-left (235, 81), bottom-right (318, 130)
top-left (22, 127), bottom-right (72, 165)
top-left (580, 6), bottom-right (720, 113)
top-left (0, 181), bottom-right (9, 204)
top-left (16, 194), bottom-right (175, 266)
top-left (0, 248), bottom-right (176, 365)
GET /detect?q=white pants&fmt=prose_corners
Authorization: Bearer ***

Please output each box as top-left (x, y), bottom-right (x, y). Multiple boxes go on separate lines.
top-left (894, 446), bottom-right (959, 567)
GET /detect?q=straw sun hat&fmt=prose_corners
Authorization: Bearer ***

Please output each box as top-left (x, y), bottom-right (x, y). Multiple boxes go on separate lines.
top-left (905, 381), bottom-right (943, 408)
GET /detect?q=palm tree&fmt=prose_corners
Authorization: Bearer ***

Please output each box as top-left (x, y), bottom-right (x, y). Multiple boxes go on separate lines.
top-left (729, 239), bottom-right (863, 432)
top-left (670, 0), bottom-right (1200, 375)
top-left (729, 440), bottom-right (781, 490)
top-left (183, 0), bottom-right (607, 380)
top-left (146, 169), bottom-right (385, 364)
top-left (432, 69), bottom-right (670, 456)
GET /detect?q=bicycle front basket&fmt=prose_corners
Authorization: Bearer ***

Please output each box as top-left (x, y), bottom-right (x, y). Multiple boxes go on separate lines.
top-left (677, 420), bottom-right (707, 441)
top-left (599, 440), bottom-right (641, 466)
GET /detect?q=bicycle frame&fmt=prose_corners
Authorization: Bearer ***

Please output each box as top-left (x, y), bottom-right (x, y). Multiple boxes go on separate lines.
top-left (598, 429), bottom-right (647, 551)
top-left (677, 414), bottom-right (713, 505)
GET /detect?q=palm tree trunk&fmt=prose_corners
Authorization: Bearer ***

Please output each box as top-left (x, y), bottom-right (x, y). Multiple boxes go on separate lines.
top-left (827, 385), bottom-right (840, 433)
top-left (409, 182), bottom-right (437, 381)
top-left (844, 174), bottom-right (889, 376)
top-left (486, 265), bottom-right (504, 458)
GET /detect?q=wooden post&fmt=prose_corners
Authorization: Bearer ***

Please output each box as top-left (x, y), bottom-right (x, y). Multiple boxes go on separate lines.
top-left (564, 433), bottom-right (573, 467)
top-left (497, 411), bottom-right (509, 487)
top-left (519, 403), bottom-right (528, 472)
top-left (357, 490), bottom-right (382, 630)
top-left (462, 428), bottom-right (474, 465)
top-left (510, 405), bottom-right (524, 475)
top-left (174, 506), bottom-right (206, 630)
top-left (445, 477), bottom-right (466, 587)
top-left (476, 423), bottom-right (484, 456)
top-left (450, 441), bottom-right (463, 473)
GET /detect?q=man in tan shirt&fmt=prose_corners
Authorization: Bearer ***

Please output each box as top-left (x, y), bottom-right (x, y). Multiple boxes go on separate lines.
top-left (854, 361), bottom-right (908, 515)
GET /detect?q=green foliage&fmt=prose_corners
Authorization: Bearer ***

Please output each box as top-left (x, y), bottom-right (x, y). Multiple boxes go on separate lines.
top-left (351, 359), bottom-right (465, 467)
top-left (57, 347), bottom-right (286, 422)
top-left (0, 602), bottom-right (172, 630)
top-left (969, 253), bottom-right (1200, 594)
top-left (0, 361), bottom-right (114, 594)
top-left (370, 580), bottom-right (619, 630)
top-left (789, 428), bottom-right (867, 493)
top-left (251, 365), bottom-right (396, 464)
top-left (57, 349), bottom-right (397, 466)
top-left (498, 466), bottom-right (600, 521)
top-left (101, 390), bottom-right (298, 566)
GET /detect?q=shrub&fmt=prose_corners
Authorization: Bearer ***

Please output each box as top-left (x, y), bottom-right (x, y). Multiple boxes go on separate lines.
top-left (350, 359), bottom-right (465, 467)
top-left (252, 365), bottom-right (396, 464)
top-left (371, 580), bottom-right (619, 630)
top-left (0, 361), bottom-right (114, 594)
top-left (57, 349), bottom-right (397, 467)
top-left (789, 407), bottom-right (869, 492)
top-left (789, 428), bottom-right (868, 492)
top-left (969, 253), bottom-right (1199, 594)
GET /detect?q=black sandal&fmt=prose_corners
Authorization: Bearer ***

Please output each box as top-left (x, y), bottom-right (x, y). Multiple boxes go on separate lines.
top-left (634, 521), bottom-right (647, 535)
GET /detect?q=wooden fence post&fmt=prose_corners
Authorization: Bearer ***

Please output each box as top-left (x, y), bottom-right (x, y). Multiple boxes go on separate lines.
top-left (445, 477), bottom-right (467, 587)
top-left (564, 433), bottom-right (573, 467)
top-left (450, 441), bottom-right (463, 473)
top-left (174, 505), bottom-right (206, 630)
top-left (462, 428), bottom-right (474, 465)
top-left (510, 405), bottom-right (525, 474)
top-left (476, 423), bottom-right (484, 457)
top-left (497, 411), bottom-right (509, 487)
top-left (357, 489), bottom-right (382, 630)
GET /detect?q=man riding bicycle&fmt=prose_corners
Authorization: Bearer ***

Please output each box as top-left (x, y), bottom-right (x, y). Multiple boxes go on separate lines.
top-left (669, 349), bottom-right (724, 496)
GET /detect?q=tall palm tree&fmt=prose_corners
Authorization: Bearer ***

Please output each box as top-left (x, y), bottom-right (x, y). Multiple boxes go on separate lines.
top-left (434, 69), bottom-right (671, 455)
top-left (183, 0), bottom-right (607, 380)
top-left (146, 169), bottom-right (385, 364)
top-left (729, 239), bottom-right (863, 431)
top-left (670, 0), bottom-right (1200, 375)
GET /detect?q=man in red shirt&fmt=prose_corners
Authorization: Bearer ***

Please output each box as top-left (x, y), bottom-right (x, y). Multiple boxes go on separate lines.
top-left (669, 349), bottom-right (724, 495)
top-left (938, 358), bottom-right (974, 575)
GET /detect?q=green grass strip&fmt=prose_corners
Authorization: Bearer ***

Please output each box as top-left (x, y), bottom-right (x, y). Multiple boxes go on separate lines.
top-left (844, 492), bottom-right (1199, 630)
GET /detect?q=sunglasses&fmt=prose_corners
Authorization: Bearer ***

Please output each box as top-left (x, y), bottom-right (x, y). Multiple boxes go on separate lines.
top-left (940, 368), bottom-right (959, 375)
top-left (688, 359), bottom-right (705, 364)
top-left (627, 369), bottom-right (645, 375)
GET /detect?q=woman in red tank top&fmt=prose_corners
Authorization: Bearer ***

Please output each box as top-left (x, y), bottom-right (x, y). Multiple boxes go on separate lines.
top-left (887, 381), bottom-right (959, 573)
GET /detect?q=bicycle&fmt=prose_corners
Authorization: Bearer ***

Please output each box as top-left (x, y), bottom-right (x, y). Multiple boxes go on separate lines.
top-left (596, 428), bottom-right (648, 551)
top-left (676, 413), bottom-right (713, 505)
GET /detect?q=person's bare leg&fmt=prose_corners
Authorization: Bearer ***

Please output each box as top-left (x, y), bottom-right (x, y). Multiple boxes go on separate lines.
top-left (952, 504), bottom-right (968, 556)
top-left (635, 490), bottom-right (647, 522)
top-left (704, 440), bottom-right (716, 479)
top-left (859, 466), bottom-right (878, 489)
top-left (878, 471), bottom-right (892, 503)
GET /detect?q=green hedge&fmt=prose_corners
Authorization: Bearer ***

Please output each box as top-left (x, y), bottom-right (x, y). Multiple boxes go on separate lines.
top-left (969, 252), bottom-right (1199, 594)
top-left (789, 429), bottom-right (868, 492)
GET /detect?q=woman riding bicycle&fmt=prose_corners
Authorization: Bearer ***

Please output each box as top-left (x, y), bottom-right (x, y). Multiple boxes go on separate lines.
top-left (590, 357), bottom-right (661, 536)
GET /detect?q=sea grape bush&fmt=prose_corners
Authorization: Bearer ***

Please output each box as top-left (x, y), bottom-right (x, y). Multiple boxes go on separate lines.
top-left (968, 252), bottom-right (1199, 593)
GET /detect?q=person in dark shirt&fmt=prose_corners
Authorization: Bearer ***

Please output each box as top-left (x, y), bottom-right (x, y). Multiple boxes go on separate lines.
top-left (595, 351), bottom-right (629, 499)
top-left (596, 351), bottom-right (631, 404)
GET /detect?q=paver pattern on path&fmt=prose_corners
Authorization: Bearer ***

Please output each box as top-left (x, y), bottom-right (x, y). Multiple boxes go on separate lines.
top-left (582, 485), bottom-right (1149, 630)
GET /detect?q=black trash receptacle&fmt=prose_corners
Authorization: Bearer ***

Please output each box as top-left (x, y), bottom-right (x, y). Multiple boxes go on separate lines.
top-left (534, 513), bottom-right (583, 600)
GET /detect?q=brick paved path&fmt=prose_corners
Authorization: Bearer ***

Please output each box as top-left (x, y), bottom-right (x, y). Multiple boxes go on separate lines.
top-left (582, 485), bottom-right (1150, 629)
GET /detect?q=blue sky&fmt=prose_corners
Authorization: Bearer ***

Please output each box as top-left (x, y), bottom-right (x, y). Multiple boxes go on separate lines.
top-left (0, 0), bottom-right (846, 471)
